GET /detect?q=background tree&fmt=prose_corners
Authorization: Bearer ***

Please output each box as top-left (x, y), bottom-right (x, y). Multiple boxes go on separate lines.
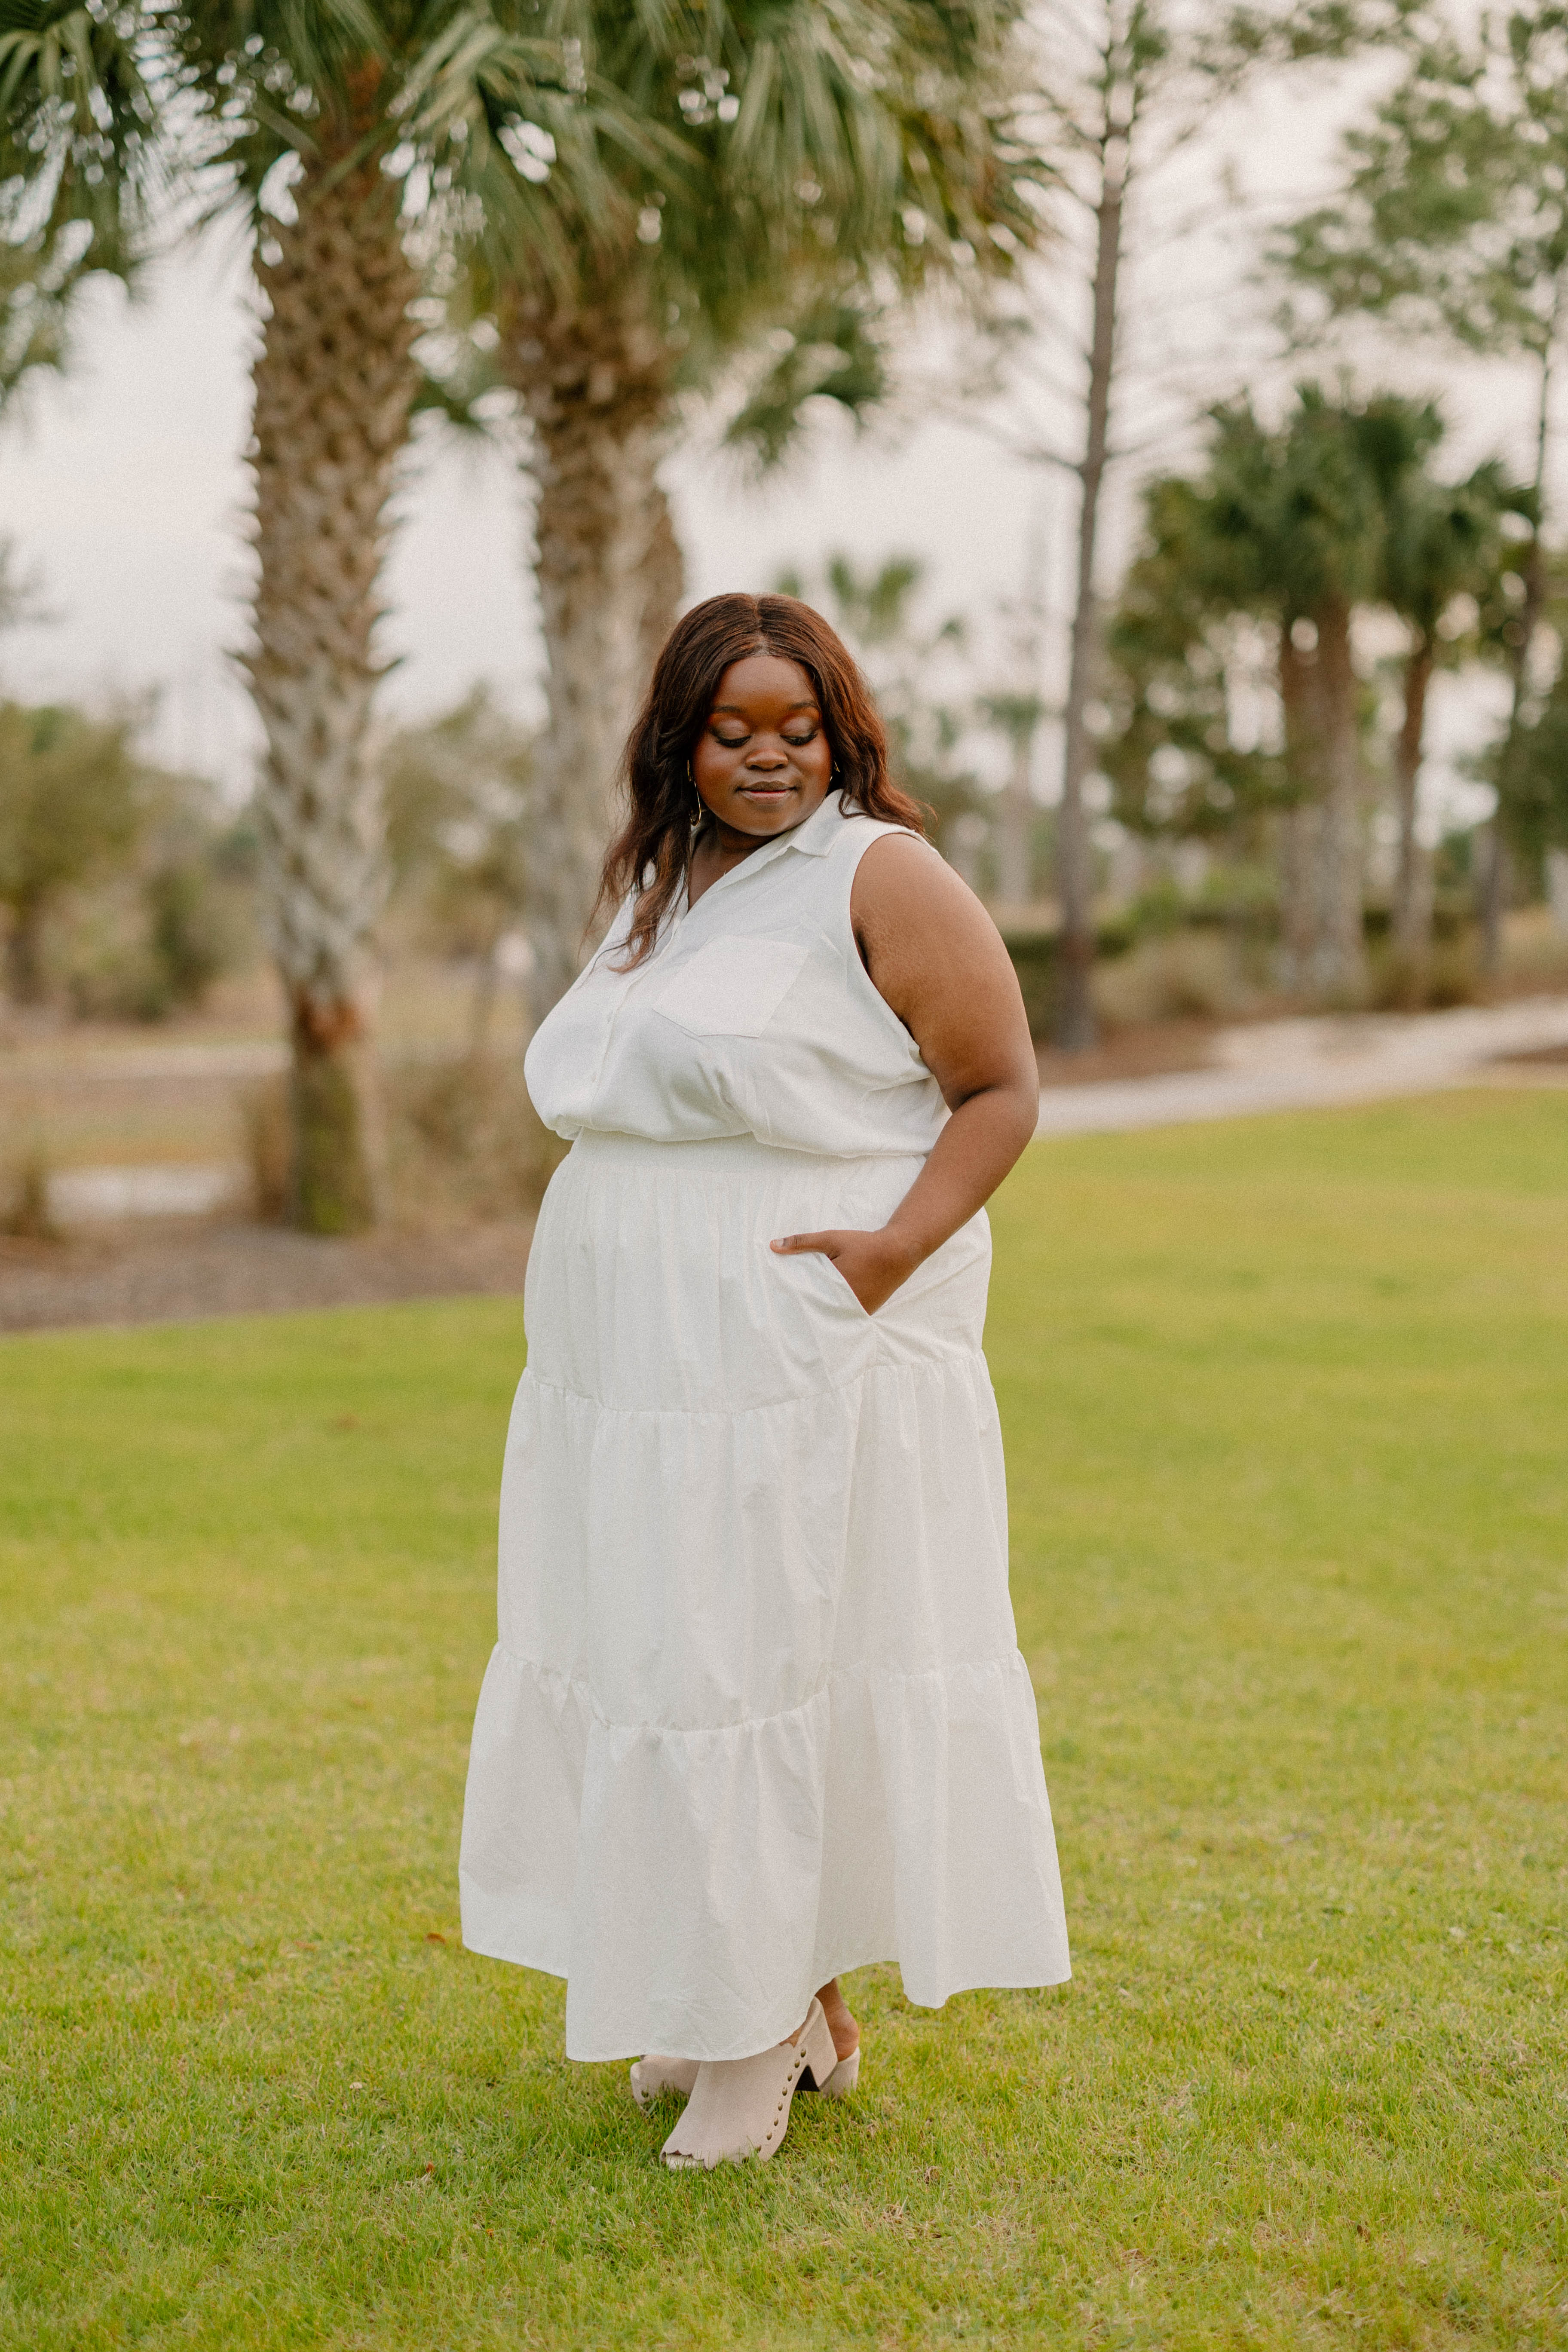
top-left (1276, 6), bottom-right (1568, 964)
top-left (1101, 474), bottom-right (1286, 850)
top-left (1375, 454), bottom-right (1523, 983)
top-left (1104, 387), bottom-right (1448, 998)
top-left (978, 691), bottom-right (1048, 906)
top-left (0, 0), bottom-right (153, 410)
top-left (441, 0), bottom-right (1044, 1025)
top-left (381, 686), bottom-right (533, 1055)
top-left (6, 0), bottom-right (643, 1225)
top-left (981, 0), bottom-right (1394, 1050)
top-left (0, 700), bottom-right (142, 1002)
top-left (1491, 549), bottom-right (1568, 893)
top-left (151, 0), bottom-right (640, 1231)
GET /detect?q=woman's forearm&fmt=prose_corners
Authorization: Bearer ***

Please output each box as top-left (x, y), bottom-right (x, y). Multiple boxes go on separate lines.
top-left (879, 1079), bottom-right (1040, 1274)
top-left (769, 1077), bottom-right (1039, 1315)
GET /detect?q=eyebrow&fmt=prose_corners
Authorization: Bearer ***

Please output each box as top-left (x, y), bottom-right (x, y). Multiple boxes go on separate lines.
top-left (711, 699), bottom-right (819, 716)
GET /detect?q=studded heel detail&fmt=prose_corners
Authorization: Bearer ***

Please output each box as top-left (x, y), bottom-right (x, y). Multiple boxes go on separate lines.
top-left (660, 1998), bottom-right (838, 2170)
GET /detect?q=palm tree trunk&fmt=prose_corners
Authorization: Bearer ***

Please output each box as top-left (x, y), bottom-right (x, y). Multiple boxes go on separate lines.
top-left (5, 895), bottom-right (46, 1004)
top-left (1311, 595), bottom-right (1367, 1000)
top-left (1055, 120), bottom-right (1126, 1052)
top-left (996, 727), bottom-right (1034, 907)
top-left (503, 295), bottom-right (673, 1027)
top-left (247, 143), bottom-right (419, 1233)
top-left (636, 475), bottom-right (685, 689)
top-left (1484, 337), bottom-right (1555, 972)
top-left (1392, 637), bottom-right (1434, 987)
top-left (1277, 628), bottom-right (1317, 992)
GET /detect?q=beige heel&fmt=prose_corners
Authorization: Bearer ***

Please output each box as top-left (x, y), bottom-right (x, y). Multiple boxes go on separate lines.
top-left (661, 1998), bottom-right (837, 2170)
top-left (807, 2043), bottom-right (860, 2098)
top-left (630, 2055), bottom-right (699, 2111)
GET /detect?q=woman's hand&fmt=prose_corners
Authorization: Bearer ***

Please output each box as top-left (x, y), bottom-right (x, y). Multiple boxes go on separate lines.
top-left (770, 1227), bottom-right (920, 1316)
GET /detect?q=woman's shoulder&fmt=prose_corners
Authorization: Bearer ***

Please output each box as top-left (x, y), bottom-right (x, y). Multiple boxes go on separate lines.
top-left (829, 800), bottom-right (938, 859)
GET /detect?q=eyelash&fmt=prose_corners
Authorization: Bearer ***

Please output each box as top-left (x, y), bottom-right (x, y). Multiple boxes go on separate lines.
top-left (714, 731), bottom-right (817, 749)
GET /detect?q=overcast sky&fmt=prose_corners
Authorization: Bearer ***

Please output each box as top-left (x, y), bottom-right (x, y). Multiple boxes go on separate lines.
top-left (0, 39), bottom-right (1548, 835)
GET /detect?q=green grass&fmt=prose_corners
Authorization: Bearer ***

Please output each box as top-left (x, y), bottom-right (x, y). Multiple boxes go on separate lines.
top-left (3, 1088), bottom-right (1566, 2350)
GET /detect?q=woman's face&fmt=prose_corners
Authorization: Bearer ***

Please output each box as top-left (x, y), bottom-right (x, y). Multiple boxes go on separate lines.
top-left (691, 653), bottom-right (834, 841)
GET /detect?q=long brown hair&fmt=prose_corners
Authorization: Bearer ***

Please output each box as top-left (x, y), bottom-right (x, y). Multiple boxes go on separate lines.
top-left (597, 593), bottom-right (928, 967)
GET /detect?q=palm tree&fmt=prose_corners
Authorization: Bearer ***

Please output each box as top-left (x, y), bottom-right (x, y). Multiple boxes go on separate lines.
top-left (455, 0), bottom-right (1044, 1023)
top-left (6, 0), bottom-right (632, 1227)
top-left (0, 0), bottom-right (153, 410)
top-left (1376, 456), bottom-right (1521, 984)
top-left (1109, 390), bottom-right (1451, 999)
top-left (160, 2), bottom-right (642, 1229)
top-left (1198, 389), bottom-right (1422, 998)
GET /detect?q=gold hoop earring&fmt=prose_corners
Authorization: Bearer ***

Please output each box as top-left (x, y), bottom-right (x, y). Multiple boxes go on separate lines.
top-left (688, 762), bottom-right (703, 827)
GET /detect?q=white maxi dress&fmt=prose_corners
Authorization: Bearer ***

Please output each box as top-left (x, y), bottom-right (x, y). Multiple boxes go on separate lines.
top-left (460, 791), bottom-right (1070, 2061)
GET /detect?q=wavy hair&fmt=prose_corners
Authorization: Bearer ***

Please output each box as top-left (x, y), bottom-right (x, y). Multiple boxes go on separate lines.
top-left (597, 592), bottom-right (927, 968)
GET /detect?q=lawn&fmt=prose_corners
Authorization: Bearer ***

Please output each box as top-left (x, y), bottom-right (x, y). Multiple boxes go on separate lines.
top-left (2, 1089), bottom-right (1565, 2350)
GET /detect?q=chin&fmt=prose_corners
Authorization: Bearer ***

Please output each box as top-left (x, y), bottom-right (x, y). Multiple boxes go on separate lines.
top-left (734, 798), bottom-right (800, 828)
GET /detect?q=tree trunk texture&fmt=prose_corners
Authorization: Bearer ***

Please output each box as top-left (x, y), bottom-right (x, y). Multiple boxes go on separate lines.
top-left (636, 474), bottom-right (686, 686)
top-left (1274, 609), bottom-right (1366, 1000)
top-left (1310, 597), bottom-right (1368, 1000)
top-left (1276, 630), bottom-right (1317, 992)
top-left (4, 898), bottom-right (46, 1004)
top-left (247, 147), bottom-right (419, 1234)
top-left (1055, 139), bottom-right (1125, 1053)
top-left (1391, 639), bottom-right (1434, 989)
top-left (1484, 347), bottom-right (1554, 972)
top-left (502, 291), bottom-right (677, 1029)
top-left (995, 727), bottom-right (1035, 907)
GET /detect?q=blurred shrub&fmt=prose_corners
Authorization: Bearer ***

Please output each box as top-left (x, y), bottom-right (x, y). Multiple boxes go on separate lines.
top-left (386, 1056), bottom-right (564, 1226)
top-left (238, 1076), bottom-right (291, 1222)
top-left (0, 700), bottom-right (141, 1003)
top-left (1002, 914), bottom-right (1136, 1040)
top-left (381, 689), bottom-right (534, 1047)
top-left (0, 692), bottom-right (249, 1020)
top-left (1093, 930), bottom-right (1250, 1026)
top-left (147, 861), bottom-right (232, 1004)
top-left (59, 848), bottom-right (244, 1022)
top-left (0, 1143), bottom-right (58, 1240)
top-left (238, 1054), bottom-right (564, 1230)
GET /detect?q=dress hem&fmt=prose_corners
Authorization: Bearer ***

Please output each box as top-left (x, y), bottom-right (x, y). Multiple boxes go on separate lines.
top-left (456, 1908), bottom-right (1073, 2064)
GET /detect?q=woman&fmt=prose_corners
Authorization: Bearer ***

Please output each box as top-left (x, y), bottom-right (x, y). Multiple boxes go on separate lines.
top-left (460, 594), bottom-right (1069, 2170)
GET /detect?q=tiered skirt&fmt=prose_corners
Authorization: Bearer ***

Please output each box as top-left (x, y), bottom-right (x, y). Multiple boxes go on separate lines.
top-left (459, 1130), bottom-right (1069, 2060)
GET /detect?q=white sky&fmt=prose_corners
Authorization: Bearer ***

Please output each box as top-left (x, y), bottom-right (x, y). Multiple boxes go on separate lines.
top-left (0, 40), bottom-right (1550, 838)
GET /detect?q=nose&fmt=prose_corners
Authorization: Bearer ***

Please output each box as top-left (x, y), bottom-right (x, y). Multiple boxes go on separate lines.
top-left (746, 744), bottom-right (788, 770)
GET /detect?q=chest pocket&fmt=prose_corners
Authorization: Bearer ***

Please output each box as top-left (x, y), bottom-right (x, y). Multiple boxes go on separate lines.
top-left (654, 936), bottom-right (809, 1039)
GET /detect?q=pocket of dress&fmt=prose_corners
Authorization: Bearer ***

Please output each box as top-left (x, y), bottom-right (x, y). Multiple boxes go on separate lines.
top-left (784, 1243), bottom-right (875, 1325)
top-left (654, 936), bottom-right (809, 1038)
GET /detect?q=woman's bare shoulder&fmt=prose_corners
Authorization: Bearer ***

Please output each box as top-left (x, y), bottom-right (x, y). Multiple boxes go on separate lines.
top-left (849, 828), bottom-right (1004, 950)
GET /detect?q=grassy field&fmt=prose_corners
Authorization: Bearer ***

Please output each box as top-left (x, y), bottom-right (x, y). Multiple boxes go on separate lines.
top-left (2, 1089), bottom-right (1565, 2350)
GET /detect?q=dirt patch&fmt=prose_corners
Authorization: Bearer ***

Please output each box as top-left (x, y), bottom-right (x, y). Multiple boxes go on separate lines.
top-left (1488, 1040), bottom-right (1568, 1066)
top-left (0, 1217), bottom-right (532, 1335)
top-left (1038, 1019), bottom-right (1219, 1088)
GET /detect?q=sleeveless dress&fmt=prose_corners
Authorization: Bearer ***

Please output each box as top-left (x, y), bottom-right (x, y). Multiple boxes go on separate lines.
top-left (459, 791), bottom-right (1070, 2062)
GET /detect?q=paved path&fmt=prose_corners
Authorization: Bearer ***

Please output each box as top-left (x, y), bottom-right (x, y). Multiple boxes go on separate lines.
top-left (23, 995), bottom-right (1568, 1221)
top-left (1035, 995), bottom-right (1568, 1138)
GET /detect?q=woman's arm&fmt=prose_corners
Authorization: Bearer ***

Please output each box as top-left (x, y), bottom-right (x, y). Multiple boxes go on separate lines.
top-left (770, 836), bottom-right (1041, 1312)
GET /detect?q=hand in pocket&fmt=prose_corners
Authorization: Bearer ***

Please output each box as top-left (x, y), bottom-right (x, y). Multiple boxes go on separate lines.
top-left (769, 1226), bottom-right (919, 1316)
